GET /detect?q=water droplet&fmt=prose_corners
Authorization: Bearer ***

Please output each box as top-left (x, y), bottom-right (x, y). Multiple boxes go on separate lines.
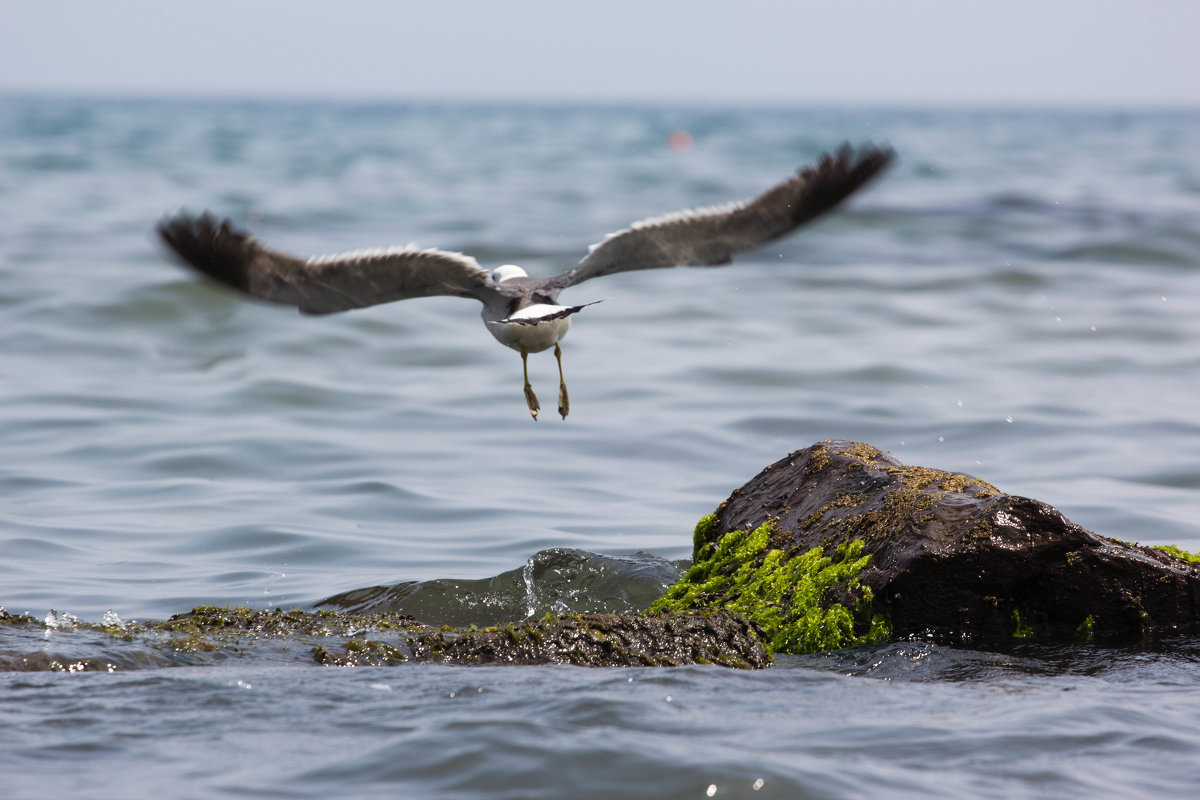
top-left (665, 695), bottom-right (672, 702)
top-left (706, 785), bottom-right (718, 797)
top-left (752, 778), bottom-right (765, 791)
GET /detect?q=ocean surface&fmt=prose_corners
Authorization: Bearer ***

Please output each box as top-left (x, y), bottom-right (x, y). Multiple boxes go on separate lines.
top-left (2, 95), bottom-right (1199, 797)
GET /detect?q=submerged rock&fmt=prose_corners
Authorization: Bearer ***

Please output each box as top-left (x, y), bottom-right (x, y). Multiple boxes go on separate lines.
top-left (314, 610), bottom-right (769, 669)
top-left (161, 605), bottom-right (423, 636)
top-left (0, 605), bottom-right (769, 671)
top-left (653, 440), bottom-right (1200, 650)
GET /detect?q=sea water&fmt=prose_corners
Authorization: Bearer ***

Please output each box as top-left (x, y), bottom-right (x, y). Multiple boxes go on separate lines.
top-left (2, 96), bottom-right (1199, 797)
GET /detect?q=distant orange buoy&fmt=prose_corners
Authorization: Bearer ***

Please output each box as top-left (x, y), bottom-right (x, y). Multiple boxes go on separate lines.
top-left (666, 130), bottom-right (693, 152)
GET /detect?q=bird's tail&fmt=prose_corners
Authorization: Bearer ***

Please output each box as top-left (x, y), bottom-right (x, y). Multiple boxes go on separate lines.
top-left (491, 300), bottom-right (605, 326)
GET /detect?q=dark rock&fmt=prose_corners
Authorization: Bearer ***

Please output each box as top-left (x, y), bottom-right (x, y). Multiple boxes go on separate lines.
top-left (0, 605), bottom-right (770, 671)
top-left (160, 605), bottom-right (424, 637)
top-left (313, 610), bottom-right (770, 669)
top-left (700, 440), bottom-right (1200, 643)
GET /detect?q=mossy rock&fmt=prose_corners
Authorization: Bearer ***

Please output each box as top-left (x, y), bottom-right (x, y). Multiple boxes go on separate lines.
top-left (660, 440), bottom-right (1200, 646)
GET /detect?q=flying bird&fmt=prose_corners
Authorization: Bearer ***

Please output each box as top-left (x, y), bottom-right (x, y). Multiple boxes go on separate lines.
top-left (157, 143), bottom-right (894, 420)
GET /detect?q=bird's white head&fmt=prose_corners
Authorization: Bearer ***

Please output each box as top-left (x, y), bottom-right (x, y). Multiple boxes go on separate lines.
top-left (491, 264), bottom-right (528, 283)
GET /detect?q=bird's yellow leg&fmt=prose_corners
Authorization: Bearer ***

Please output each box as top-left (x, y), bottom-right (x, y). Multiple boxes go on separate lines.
top-left (555, 342), bottom-right (569, 419)
top-left (521, 346), bottom-right (539, 421)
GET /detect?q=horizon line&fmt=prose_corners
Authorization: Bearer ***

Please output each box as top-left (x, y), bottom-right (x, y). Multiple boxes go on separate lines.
top-left (3, 87), bottom-right (1199, 115)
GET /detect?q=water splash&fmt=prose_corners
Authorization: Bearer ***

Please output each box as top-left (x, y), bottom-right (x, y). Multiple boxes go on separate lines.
top-left (43, 609), bottom-right (81, 630)
top-left (521, 554), bottom-right (538, 619)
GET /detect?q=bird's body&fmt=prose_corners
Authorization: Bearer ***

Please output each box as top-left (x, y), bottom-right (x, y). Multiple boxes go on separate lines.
top-left (157, 143), bottom-right (894, 419)
top-left (475, 265), bottom-right (577, 354)
top-left (486, 301), bottom-right (573, 353)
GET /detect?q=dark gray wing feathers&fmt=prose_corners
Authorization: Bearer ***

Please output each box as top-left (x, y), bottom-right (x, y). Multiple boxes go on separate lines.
top-left (156, 213), bottom-right (495, 315)
top-left (561, 143), bottom-right (894, 288)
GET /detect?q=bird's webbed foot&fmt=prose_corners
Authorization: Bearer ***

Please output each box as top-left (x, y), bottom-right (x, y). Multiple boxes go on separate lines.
top-left (557, 383), bottom-right (569, 420)
top-left (525, 383), bottom-right (541, 421)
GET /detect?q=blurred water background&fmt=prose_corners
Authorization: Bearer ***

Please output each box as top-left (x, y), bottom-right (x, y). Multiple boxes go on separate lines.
top-left (2, 96), bottom-right (1199, 798)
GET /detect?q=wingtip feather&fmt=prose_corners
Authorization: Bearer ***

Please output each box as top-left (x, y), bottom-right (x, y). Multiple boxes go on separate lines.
top-left (156, 211), bottom-right (254, 292)
top-left (785, 141), bottom-right (896, 224)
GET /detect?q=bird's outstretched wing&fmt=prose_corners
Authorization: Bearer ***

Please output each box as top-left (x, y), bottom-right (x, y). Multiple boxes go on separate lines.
top-left (560, 143), bottom-right (894, 288)
top-left (157, 212), bottom-right (498, 315)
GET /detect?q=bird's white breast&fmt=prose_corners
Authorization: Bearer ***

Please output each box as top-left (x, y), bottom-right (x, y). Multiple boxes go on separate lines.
top-left (484, 303), bottom-right (572, 353)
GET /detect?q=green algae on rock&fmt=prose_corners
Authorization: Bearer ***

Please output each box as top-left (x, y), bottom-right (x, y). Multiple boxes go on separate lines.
top-left (650, 518), bottom-right (889, 654)
top-left (1152, 544), bottom-right (1200, 564)
top-left (697, 440), bottom-right (1200, 644)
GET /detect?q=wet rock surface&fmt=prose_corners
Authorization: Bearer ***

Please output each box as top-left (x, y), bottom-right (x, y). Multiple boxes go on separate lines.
top-left (1, 606), bottom-right (769, 671)
top-left (314, 610), bottom-right (770, 669)
top-left (706, 440), bottom-right (1200, 642)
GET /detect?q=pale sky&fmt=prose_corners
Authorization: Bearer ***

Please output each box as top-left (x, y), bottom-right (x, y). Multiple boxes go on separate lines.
top-left (2, 0), bottom-right (1197, 107)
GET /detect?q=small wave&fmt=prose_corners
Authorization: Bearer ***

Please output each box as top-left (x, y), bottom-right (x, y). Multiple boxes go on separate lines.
top-left (1051, 240), bottom-right (1197, 267)
top-left (317, 548), bottom-right (683, 627)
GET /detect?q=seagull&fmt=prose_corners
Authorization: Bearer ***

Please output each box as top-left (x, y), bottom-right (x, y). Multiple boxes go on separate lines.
top-left (157, 143), bottom-right (894, 420)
